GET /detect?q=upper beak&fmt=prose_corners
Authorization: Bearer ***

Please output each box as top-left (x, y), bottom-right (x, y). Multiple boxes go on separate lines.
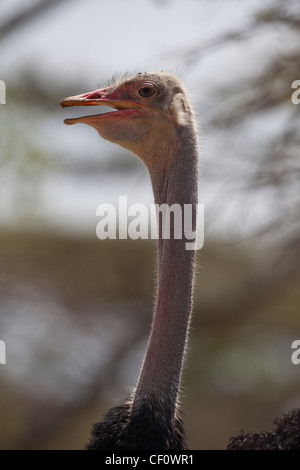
top-left (60, 88), bottom-right (143, 125)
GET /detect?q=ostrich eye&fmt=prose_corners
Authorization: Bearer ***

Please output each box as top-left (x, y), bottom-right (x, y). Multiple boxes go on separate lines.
top-left (138, 86), bottom-right (157, 98)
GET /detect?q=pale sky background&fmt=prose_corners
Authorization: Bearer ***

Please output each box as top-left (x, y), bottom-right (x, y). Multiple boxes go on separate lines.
top-left (0, 0), bottom-right (266, 79)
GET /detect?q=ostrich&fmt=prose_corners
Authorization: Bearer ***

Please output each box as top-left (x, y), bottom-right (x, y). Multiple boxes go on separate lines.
top-left (61, 72), bottom-right (300, 450)
top-left (61, 71), bottom-right (198, 450)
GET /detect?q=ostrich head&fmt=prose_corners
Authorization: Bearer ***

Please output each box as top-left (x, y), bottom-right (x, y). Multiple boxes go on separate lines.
top-left (60, 72), bottom-right (195, 170)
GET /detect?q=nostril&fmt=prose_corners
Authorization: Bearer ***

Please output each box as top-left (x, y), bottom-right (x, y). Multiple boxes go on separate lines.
top-left (87, 90), bottom-right (102, 100)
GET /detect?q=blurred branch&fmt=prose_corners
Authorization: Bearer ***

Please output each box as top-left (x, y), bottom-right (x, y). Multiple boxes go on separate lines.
top-left (166, 24), bottom-right (256, 68)
top-left (210, 51), bottom-right (300, 128)
top-left (195, 235), bottom-right (300, 329)
top-left (256, 0), bottom-right (300, 30)
top-left (0, 0), bottom-right (75, 39)
top-left (193, 0), bottom-right (300, 249)
top-left (164, 0), bottom-right (300, 68)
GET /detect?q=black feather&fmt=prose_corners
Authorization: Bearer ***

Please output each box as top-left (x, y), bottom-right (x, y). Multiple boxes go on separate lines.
top-left (85, 397), bottom-right (187, 450)
top-left (228, 408), bottom-right (300, 450)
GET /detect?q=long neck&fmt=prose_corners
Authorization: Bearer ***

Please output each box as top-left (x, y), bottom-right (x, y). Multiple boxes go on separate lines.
top-left (133, 125), bottom-right (198, 416)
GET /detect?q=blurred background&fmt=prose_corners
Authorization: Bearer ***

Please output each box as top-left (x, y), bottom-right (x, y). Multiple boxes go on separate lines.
top-left (0, 0), bottom-right (299, 450)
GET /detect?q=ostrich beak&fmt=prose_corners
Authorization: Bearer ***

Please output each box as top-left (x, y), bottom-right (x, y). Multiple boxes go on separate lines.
top-left (60, 88), bottom-right (143, 125)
